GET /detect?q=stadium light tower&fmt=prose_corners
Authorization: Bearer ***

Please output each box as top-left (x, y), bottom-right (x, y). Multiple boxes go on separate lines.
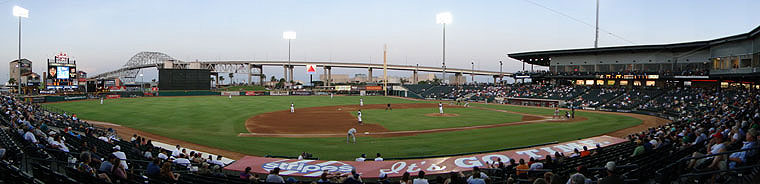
top-left (13, 6), bottom-right (29, 95)
top-left (499, 60), bottom-right (503, 85)
top-left (283, 31), bottom-right (296, 81)
top-left (471, 61), bottom-right (475, 84)
top-left (436, 12), bottom-right (451, 85)
top-left (139, 73), bottom-right (144, 93)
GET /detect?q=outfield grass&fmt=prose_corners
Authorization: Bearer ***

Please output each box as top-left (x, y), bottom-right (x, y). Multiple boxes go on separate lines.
top-left (355, 108), bottom-right (524, 131)
top-left (46, 96), bottom-right (641, 160)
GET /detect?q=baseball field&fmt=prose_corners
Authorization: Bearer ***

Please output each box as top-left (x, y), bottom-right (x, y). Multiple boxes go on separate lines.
top-left (45, 96), bottom-right (646, 160)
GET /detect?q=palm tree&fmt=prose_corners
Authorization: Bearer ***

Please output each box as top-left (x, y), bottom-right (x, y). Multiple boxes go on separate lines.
top-left (219, 76), bottom-right (225, 85)
top-left (8, 78), bottom-right (16, 85)
top-left (228, 73), bottom-right (235, 85)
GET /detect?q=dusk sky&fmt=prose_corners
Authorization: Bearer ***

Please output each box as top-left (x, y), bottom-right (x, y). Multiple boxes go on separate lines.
top-left (1, 0), bottom-right (758, 83)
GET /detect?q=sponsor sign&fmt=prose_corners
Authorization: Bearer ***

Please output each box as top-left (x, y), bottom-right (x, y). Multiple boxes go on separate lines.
top-left (674, 75), bottom-right (710, 79)
top-left (335, 85), bottom-right (351, 91)
top-left (306, 65), bottom-right (317, 75)
top-left (270, 91), bottom-right (290, 96)
top-left (365, 86), bottom-right (383, 91)
top-left (109, 86), bottom-right (126, 92)
top-left (64, 96), bottom-right (86, 101)
top-left (106, 95), bottom-right (120, 99)
top-left (221, 91), bottom-right (240, 96)
top-left (245, 91), bottom-right (265, 96)
top-left (143, 92), bottom-right (154, 96)
top-left (392, 86), bottom-right (407, 91)
top-left (292, 91), bottom-right (313, 96)
top-left (225, 135), bottom-right (626, 178)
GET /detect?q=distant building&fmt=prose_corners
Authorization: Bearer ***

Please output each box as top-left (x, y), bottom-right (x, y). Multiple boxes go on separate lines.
top-left (9, 59), bottom-right (32, 84)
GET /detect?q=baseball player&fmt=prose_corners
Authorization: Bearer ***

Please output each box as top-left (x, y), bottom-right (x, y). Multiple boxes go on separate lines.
top-left (229, 93), bottom-right (232, 100)
top-left (357, 110), bottom-right (363, 125)
top-left (290, 102), bottom-right (295, 113)
top-left (554, 107), bottom-right (559, 119)
top-left (385, 103), bottom-right (392, 111)
top-left (330, 93), bottom-right (334, 99)
top-left (347, 128), bottom-right (357, 143)
top-left (360, 98), bottom-right (364, 107)
top-left (100, 97), bottom-right (104, 105)
top-left (438, 102), bottom-right (444, 114)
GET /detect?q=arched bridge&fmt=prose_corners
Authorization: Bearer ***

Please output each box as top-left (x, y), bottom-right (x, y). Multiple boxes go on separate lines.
top-left (92, 52), bottom-right (512, 84)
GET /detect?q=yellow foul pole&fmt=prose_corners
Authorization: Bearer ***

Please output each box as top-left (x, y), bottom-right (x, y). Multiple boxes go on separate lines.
top-left (383, 44), bottom-right (388, 96)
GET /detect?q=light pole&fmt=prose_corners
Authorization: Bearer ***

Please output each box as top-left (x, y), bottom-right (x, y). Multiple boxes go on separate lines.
top-left (499, 60), bottom-right (503, 85)
top-left (13, 6), bottom-right (29, 95)
top-left (283, 31), bottom-right (296, 82)
top-left (471, 61), bottom-right (475, 84)
top-left (436, 12), bottom-right (451, 85)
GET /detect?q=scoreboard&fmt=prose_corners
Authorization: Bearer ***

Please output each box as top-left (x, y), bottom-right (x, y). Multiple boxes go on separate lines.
top-left (46, 53), bottom-right (78, 89)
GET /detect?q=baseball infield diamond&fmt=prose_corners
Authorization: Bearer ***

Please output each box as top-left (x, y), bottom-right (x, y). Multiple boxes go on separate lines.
top-left (45, 96), bottom-right (664, 160)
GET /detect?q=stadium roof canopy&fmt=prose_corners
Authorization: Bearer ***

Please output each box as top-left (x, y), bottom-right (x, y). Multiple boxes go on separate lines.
top-left (508, 25), bottom-right (760, 67)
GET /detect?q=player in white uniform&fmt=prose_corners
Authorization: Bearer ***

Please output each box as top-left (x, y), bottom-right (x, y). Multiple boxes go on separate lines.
top-left (357, 110), bottom-right (363, 125)
top-left (347, 128), bottom-right (357, 143)
top-left (360, 98), bottom-right (364, 107)
top-left (229, 93), bottom-right (232, 99)
top-left (438, 102), bottom-right (444, 114)
top-left (330, 93), bottom-right (333, 99)
top-left (100, 97), bottom-right (104, 104)
top-left (290, 102), bottom-right (295, 113)
top-left (554, 107), bottom-right (559, 119)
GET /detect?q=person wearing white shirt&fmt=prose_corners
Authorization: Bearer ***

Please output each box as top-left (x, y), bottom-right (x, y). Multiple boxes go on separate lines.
top-left (112, 146), bottom-right (129, 170)
top-left (173, 154), bottom-right (191, 167)
top-left (357, 110), bottom-right (363, 125)
top-left (24, 129), bottom-right (37, 144)
top-left (355, 154), bottom-right (366, 162)
top-left (213, 155), bottom-right (225, 166)
top-left (157, 151), bottom-right (168, 160)
top-left (374, 153), bottom-right (383, 161)
top-left (360, 98), bottom-right (364, 106)
top-left (412, 171), bottom-right (429, 184)
top-left (172, 145), bottom-right (181, 157)
top-left (347, 128), bottom-right (357, 144)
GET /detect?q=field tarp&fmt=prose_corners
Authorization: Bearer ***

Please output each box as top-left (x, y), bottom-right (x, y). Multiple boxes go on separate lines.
top-left (224, 135), bottom-right (627, 178)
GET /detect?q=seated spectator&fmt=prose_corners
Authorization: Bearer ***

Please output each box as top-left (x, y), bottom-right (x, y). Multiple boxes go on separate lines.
top-left (112, 145), bottom-right (128, 170)
top-left (598, 161), bottom-right (623, 184)
top-left (355, 153), bottom-right (366, 161)
top-left (579, 146), bottom-right (590, 157)
top-left (344, 169), bottom-right (363, 184)
top-left (160, 162), bottom-right (180, 181)
top-left (377, 173), bottom-right (391, 184)
top-left (727, 130), bottom-right (758, 169)
top-left (400, 172), bottom-right (412, 184)
top-left (213, 155), bottom-right (225, 166)
top-left (515, 159), bottom-right (529, 176)
top-left (146, 158), bottom-right (161, 177)
top-left (375, 153), bottom-right (383, 161)
top-left (111, 160), bottom-right (128, 181)
top-left (631, 140), bottom-right (645, 157)
top-left (466, 169), bottom-right (486, 184)
top-left (687, 133), bottom-right (727, 170)
top-left (240, 167), bottom-right (255, 180)
top-left (413, 171), bottom-right (428, 184)
top-left (173, 153), bottom-right (191, 167)
top-left (265, 167), bottom-right (285, 183)
top-left (98, 154), bottom-right (116, 174)
top-left (78, 152), bottom-right (111, 183)
top-left (158, 149), bottom-right (169, 160)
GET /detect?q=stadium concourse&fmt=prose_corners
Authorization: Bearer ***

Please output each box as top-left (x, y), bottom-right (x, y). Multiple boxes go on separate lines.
top-left (1, 82), bottom-right (759, 184)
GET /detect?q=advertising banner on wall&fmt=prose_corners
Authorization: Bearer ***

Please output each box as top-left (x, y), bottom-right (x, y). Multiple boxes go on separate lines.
top-left (224, 135), bottom-right (626, 178)
top-left (270, 91), bottom-right (290, 96)
top-left (335, 85), bottom-right (351, 91)
top-left (221, 91), bottom-right (240, 96)
top-left (365, 86), bottom-right (383, 91)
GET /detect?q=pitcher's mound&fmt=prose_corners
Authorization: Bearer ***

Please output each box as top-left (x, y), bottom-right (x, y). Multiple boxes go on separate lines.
top-left (425, 113), bottom-right (460, 117)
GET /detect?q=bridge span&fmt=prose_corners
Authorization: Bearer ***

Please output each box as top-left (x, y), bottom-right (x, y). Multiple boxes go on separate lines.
top-left (91, 52), bottom-right (512, 85)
